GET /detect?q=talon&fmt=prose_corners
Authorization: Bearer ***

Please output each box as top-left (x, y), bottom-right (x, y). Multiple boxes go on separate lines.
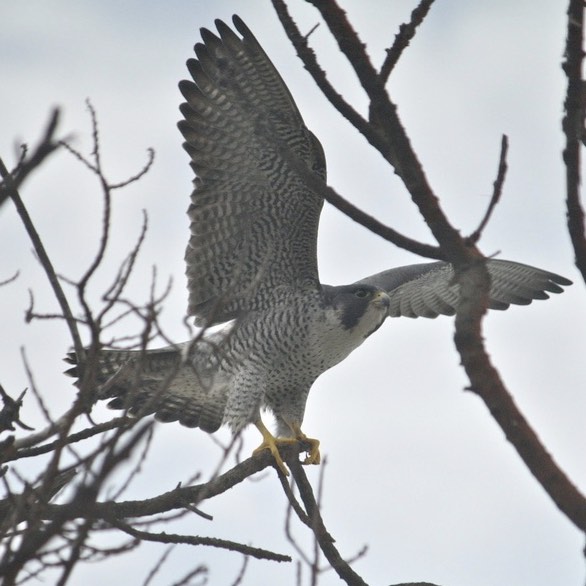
top-left (289, 422), bottom-right (321, 466)
top-left (302, 437), bottom-right (321, 465)
top-left (253, 420), bottom-right (322, 474)
top-left (253, 420), bottom-right (293, 476)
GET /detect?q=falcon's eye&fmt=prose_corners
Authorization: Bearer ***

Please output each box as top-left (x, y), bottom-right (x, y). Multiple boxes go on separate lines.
top-left (354, 288), bottom-right (370, 299)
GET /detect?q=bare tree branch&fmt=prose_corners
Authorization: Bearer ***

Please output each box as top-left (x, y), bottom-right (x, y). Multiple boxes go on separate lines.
top-left (379, 0), bottom-right (436, 83)
top-left (288, 459), bottom-right (367, 586)
top-left (454, 261), bottom-right (586, 531)
top-left (169, 564), bottom-right (208, 586)
top-left (0, 109), bottom-right (62, 208)
top-left (0, 386), bottom-right (33, 433)
top-left (277, 0), bottom-right (586, 535)
top-left (110, 519), bottom-right (290, 562)
top-left (0, 153), bottom-right (84, 359)
top-left (271, 0), bottom-right (443, 260)
top-left (308, 0), bottom-right (472, 262)
top-left (2, 5), bottom-right (583, 584)
top-left (36, 443), bottom-right (309, 523)
top-left (10, 416), bottom-right (129, 455)
top-left (563, 0), bottom-right (586, 281)
top-left (467, 135), bottom-right (509, 244)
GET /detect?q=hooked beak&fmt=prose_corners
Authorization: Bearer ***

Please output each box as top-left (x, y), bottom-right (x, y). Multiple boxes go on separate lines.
top-left (372, 290), bottom-right (390, 313)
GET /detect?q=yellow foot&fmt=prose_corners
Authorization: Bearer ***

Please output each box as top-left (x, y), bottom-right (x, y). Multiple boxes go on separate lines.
top-left (253, 420), bottom-right (295, 476)
top-left (301, 437), bottom-right (321, 466)
top-left (253, 420), bottom-right (322, 474)
top-left (289, 423), bottom-right (321, 466)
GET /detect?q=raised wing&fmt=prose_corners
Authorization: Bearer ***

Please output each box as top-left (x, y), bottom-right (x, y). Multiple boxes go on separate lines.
top-left (178, 16), bottom-right (326, 326)
top-left (353, 259), bottom-right (572, 318)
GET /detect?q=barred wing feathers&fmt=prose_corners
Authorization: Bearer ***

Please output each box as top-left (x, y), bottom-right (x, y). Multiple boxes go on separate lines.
top-left (178, 16), bottom-right (326, 326)
top-left (354, 259), bottom-right (572, 319)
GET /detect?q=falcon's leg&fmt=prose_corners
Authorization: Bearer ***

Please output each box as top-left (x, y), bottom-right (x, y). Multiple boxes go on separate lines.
top-left (286, 421), bottom-right (321, 466)
top-left (252, 419), bottom-right (296, 476)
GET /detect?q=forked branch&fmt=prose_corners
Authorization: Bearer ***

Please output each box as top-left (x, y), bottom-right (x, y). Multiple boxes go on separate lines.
top-left (274, 0), bottom-right (586, 533)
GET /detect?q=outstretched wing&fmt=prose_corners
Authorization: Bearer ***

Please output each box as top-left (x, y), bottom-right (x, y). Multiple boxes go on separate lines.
top-left (178, 16), bottom-right (326, 326)
top-left (353, 259), bottom-right (572, 318)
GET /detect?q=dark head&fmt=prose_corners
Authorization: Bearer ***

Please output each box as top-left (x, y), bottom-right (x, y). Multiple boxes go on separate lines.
top-left (322, 284), bottom-right (390, 338)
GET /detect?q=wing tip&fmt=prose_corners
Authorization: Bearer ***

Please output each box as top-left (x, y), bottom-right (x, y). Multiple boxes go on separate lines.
top-left (231, 14), bottom-right (250, 37)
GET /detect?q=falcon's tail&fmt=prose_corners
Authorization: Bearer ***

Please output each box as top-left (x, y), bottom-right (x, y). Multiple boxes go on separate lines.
top-left (64, 342), bottom-right (228, 433)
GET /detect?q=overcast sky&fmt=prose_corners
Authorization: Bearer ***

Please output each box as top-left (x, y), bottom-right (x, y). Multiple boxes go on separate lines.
top-left (2, 1), bottom-right (585, 585)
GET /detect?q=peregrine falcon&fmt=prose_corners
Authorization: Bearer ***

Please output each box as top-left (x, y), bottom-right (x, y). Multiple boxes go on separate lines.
top-left (66, 16), bottom-right (571, 475)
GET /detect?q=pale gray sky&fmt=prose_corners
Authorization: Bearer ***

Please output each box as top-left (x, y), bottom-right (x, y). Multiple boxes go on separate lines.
top-left (1, 1), bottom-right (585, 585)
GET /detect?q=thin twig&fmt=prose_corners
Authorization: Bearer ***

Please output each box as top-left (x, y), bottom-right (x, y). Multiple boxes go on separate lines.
top-left (467, 135), bottom-right (508, 243)
top-left (0, 424), bottom-right (153, 581)
top-left (309, 0), bottom-right (473, 262)
top-left (142, 545), bottom-right (175, 586)
top-left (0, 159), bottom-right (83, 357)
top-left (110, 148), bottom-right (155, 189)
top-left (230, 554), bottom-right (249, 586)
top-left (280, 472), bottom-right (312, 528)
top-left (271, 0), bottom-right (374, 143)
top-left (270, 0), bottom-right (442, 258)
top-left (379, 0), bottom-right (436, 84)
top-left (0, 271), bottom-right (19, 287)
top-left (170, 564), bottom-right (208, 586)
top-left (283, 478), bottom-right (314, 567)
top-left (110, 519), bottom-right (291, 562)
top-left (0, 109), bottom-right (62, 207)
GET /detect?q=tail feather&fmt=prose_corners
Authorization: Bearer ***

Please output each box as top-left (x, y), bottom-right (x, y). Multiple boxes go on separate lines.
top-left (65, 342), bottom-right (228, 434)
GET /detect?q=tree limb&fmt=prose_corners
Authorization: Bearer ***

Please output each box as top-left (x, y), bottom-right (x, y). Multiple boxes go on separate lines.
top-left (379, 0), bottom-right (436, 84)
top-left (0, 109), bottom-right (62, 208)
top-left (110, 519), bottom-right (291, 562)
top-left (289, 460), bottom-right (368, 586)
top-left (277, 0), bottom-right (586, 534)
top-left (563, 0), bottom-right (586, 281)
top-left (37, 443), bottom-right (309, 522)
